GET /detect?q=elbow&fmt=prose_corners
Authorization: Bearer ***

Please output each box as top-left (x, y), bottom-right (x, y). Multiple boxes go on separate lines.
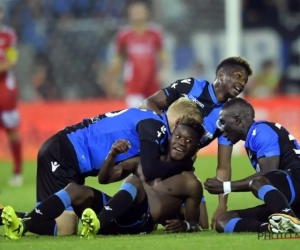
top-left (139, 99), bottom-right (149, 109)
top-left (141, 164), bottom-right (156, 181)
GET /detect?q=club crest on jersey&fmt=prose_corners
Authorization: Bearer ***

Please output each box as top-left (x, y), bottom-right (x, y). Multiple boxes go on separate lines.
top-left (199, 130), bottom-right (213, 144)
top-left (157, 125), bottom-right (166, 138)
top-left (181, 94), bottom-right (204, 108)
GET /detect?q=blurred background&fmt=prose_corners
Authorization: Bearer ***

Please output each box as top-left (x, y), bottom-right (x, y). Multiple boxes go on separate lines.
top-left (0, 0), bottom-right (300, 184)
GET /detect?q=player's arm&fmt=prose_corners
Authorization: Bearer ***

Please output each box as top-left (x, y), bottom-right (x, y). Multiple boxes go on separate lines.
top-left (165, 177), bottom-right (202, 233)
top-left (205, 125), bottom-right (280, 193)
top-left (199, 198), bottom-right (209, 229)
top-left (0, 35), bottom-right (18, 73)
top-left (137, 119), bottom-right (194, 181)
top-left (98, 140), bottom-right (138, 184)
top-left (139, 78), bottom-right (195, 114)
top-left (211, 137), bottom-right (232, 226)
top-left (181, 177), bottom-right (202, 232)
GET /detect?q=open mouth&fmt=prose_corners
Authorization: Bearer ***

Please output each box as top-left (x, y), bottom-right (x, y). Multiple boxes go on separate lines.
top-left (233, 86), bottom-right (241, 92)
top-left (174, 147), bottom-right (183, 152)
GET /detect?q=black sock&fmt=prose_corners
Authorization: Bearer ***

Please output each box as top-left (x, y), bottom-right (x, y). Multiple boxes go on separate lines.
top-left (30, 220), bottom-right (58, 236)
top-left (225, 218), bottom-right (269, 233)
top-left (97, 190), bottom-right (135, 229)
top-left (258, 185), bottom-right (295, 216)
top-left (23, 190), bottom-right (70, 232)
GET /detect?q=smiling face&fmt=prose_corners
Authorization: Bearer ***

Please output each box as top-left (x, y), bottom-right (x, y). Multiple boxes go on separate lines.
top-left (217, 65), bottom-right (249, 98)
top-left (169, 125), bottom-right (199, 161)
top-left (217, 109), bottom-right (244, 144)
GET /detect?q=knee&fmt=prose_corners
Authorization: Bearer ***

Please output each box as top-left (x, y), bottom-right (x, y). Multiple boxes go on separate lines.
top-left (249, 176), bottom-right (271, 197)
top-left (64, 183), bottom-right (93, 206)
top-left (55, 211), bottom-right (78, 236)
top-left (215, 211), bottom-right (239, 233)
top-left (121, 177), bottom-right (140, 200)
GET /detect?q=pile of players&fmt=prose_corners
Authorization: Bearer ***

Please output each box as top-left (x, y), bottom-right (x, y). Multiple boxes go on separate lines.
top-left (1, 56), bottom-right (300, 240)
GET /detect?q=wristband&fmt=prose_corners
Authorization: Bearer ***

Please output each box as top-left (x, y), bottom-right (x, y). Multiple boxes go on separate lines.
top-left (223, 181), bottom-right (231, 194)
top-left (184, 221), bottom-right (191, 232)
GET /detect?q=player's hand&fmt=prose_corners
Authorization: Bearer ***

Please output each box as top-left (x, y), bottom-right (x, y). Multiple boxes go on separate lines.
top-left (165, 219), bottom-right (185, 233)
top-left (204, 177), bottom-right (224, 194)
top-left (110, 139), bottom-right (131, 157)
top-left (210, 205), bottom-right (227, 229)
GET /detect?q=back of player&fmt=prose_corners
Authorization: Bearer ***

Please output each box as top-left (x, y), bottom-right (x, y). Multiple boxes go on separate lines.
top-left (245, 121), bottom-right (300, 173)
top-left (64, 108), bottom-right (170, 176)
top-left (0, 6), bottom-right (22, 186)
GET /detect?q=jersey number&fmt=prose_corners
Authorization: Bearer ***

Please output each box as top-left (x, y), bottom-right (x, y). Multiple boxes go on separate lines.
top-left (275, 123), bottom-right (300, 155)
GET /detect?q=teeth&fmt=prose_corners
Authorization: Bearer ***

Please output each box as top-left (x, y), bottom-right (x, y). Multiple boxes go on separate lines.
top-left (235, 87), bottom-right (241, 91)
top-left (175, 147), bottom-right (183, 152)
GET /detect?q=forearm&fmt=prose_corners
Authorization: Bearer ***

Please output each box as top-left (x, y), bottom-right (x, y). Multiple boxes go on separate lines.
top-left (216, 167), bottom-right (231, 206)
top-left (98, 153), bottom-right (119, 184)
top-left (139, 99), bottom-right (163, 114)
top-left (230, 171), bottom-right (268, 192)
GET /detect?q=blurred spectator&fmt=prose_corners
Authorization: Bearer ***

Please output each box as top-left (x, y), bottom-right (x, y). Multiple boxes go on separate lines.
top-left (246, 59), bottom-right (280, 97)
top-left (105, 1), bottom-right (168, 108)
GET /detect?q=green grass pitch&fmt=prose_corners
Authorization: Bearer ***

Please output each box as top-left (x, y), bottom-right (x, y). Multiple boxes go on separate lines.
top-left (0, 156), bottom-right (298, 249)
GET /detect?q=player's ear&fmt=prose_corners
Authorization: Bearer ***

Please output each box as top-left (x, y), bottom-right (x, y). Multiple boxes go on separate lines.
top-left (217, 71), bottom-right (225, 82)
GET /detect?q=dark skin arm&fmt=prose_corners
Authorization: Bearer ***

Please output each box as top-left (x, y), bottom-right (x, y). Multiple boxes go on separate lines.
top-left (139, 90), bottom-right (168, 114)
top-left (98, 140), bottom-right (139, 184)
top-left (204, 156), bottom-right (280, 194)
top-left (165, 175), bottom-right (202, 233)
top-left (210, 144), bottom-right (232, 228)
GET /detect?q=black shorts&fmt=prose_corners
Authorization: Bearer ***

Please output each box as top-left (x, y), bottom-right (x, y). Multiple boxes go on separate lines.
top-left (36, 133), bottom-right (83, 210)
top-left (264, 169), bottom-right (300, 211)
top-left (88, 189), bottom-right (154, 235)
top-left (236, 168), bottom-right (300, 220)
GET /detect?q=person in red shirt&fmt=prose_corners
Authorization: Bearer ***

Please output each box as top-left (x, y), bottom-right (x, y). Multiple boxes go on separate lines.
top-left (0, 5), bottom-right (23, 186)
top-left (106, 1), bottom-right (168, 108)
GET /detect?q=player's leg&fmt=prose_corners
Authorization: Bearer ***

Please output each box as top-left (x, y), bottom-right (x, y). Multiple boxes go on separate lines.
top-left (249, 172), bottom-right (296, 217)
top-left (0, 109), bottom-right (23, 186)
top-left (264, 169), bottom-right (300, 233)
top-left (81, 175), bottom-right (145, 238)
top-left (215, 205), bottom-right (271, 233)
top-left (2, 134), bottom-right (81, 238)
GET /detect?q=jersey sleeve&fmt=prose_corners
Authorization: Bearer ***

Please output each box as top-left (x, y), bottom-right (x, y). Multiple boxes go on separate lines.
top-left (136, 118), bottom-right (194, 181)
top-left (218, 134), bottom-right (232, 146)
top-left (163, 78), bottom-right (195, 105)
top-left (153, 28), bottom-right (163, 51)
top-left (251, 124), bottom-right (280, 159)
top-left (115, 30), bottom-right (127, 56)
top-left (137, 118), bottom-right (168, 145)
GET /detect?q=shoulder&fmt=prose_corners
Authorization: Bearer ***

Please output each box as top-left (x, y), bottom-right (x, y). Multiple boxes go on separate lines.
top-left (182, 171), bottom-right (202, 188)
top-left (117, 26), bottom-right (132, 38)
top-left (251, 122), bottom-right (278, 140)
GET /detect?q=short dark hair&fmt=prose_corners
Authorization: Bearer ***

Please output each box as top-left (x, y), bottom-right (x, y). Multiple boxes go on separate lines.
top-left (216, 56), bottom-right (253, 76)
top-left (176, 115), bottom-right (206, 139)
top-left (222, 98), bottom-right (255, 119)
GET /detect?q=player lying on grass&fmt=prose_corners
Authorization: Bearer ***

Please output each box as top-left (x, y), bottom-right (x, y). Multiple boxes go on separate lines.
top-left (0, 97), bottom-right (202, 237)
top-left (140, 56), bottom-right (253, 227)
top-left (2, 117), bottom-right (205, 239)
top-left (204, 98), bottom-right (300, 234)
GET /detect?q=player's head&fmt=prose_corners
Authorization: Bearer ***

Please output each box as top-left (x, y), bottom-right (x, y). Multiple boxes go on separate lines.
top-left (127, 1), bottom-right (150, 25)
top-left (217, 98), bottom-right (255, 144)
top-left (170, 116), bottom-right (205, 161)
top-left (166, 97), bottom-right (203, 132)
top-left (215, 57), bottom-right (252, 99)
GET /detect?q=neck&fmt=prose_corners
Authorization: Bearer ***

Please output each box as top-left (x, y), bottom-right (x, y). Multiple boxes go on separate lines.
top-left (212, 80), bottom-right (228, 103)
top-left (131, 23), bottom-right (147, 33)
top-left (241, 120), bottom-right (255, 141)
